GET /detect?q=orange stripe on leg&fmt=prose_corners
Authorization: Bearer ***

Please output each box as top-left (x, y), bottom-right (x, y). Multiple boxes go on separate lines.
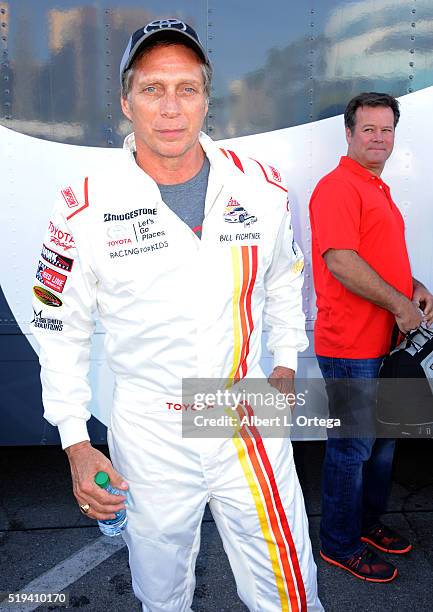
top-left (237, 405), bottom-right (300, 611)
top-left (232, 432), bottom-right (289, 610)
top-left (241, 402), bottom-right (307, 610)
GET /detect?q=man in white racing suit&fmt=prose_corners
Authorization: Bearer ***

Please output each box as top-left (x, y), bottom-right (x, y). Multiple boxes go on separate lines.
top-left (31, 19), bottom-right (322, 612)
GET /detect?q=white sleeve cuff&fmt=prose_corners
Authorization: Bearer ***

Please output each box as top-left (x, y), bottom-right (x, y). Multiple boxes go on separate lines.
top-left (272, 347), bottom-right (298, 372)
top-left (57, 418), bottom-right (90, 450)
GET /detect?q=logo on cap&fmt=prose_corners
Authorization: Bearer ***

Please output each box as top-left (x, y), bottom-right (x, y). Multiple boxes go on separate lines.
top-left (143, 19), bottom-right (187, 34)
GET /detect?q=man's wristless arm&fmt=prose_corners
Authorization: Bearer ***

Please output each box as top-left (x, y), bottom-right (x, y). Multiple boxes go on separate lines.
top-left (324, 249), bottom-right (409, 314)
top-left (324, 249), bottom-right (424, 332)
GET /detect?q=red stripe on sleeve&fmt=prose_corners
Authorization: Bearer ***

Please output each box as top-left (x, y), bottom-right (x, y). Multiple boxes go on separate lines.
top-left (227, 150), bottom-right (245, 173)
top-left (66, 177), bottom-right (90, 220)
top-left (252, 159), bottom-right (288, 192)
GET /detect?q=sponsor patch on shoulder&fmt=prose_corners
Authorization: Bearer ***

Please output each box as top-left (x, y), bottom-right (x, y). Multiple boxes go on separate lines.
top-left (31, 309), bottom-right (63, 331)
top-left (61, 186), bottom-right (79, 208)
top-left (66, 177), bottom-right (90, 221)
top-left (251, 158), bottom-right (288, 193)
top-left (48, 221), bottom-right (75, 250)
top-left (33, 286), bottom-right (63, 307)
top-left (41, 244), bottom-right (74, 272)
top-left (36, 261), bottom-right (67, 293)
top-left (269, 165), bottom-right (282, 182)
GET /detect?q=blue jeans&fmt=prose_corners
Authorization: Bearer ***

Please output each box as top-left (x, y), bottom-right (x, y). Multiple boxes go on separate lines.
top-left (317, 355), bottom-right (396, 560)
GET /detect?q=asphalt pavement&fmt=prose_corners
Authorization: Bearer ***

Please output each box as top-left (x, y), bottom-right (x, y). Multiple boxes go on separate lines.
top-left (0, 439), bottom-right (432, 611)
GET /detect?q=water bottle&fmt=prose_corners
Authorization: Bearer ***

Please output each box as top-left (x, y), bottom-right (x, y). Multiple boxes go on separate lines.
top-left (94, 471), bottom-right (127, 536)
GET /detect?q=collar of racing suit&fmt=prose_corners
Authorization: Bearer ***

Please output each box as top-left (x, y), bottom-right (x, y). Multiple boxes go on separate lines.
top-left (122, 131), bottom-right (237, 215)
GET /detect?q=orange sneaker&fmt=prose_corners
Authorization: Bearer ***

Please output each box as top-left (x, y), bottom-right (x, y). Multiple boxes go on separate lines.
top-left (361, 523), bottom-right (412, 555)
top-left (320, 547), bottom-right (397, 582)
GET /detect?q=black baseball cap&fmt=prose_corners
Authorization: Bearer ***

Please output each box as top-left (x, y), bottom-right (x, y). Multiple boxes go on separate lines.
top-left (120, 18), bottom-right (211, 85)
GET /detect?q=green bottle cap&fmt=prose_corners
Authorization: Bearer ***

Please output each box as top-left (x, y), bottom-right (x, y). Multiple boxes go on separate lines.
top-left (94, 471), bottom-right (110, 489)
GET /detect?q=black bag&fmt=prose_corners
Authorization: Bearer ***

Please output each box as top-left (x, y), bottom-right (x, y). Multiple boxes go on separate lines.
top-left (377, 325), bottom-right (433, 437)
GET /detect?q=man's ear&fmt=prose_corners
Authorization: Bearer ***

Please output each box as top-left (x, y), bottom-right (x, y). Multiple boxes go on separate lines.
top-left (121, 96), bottom-right (132, 122)
top-left (345, 126), bottom-right (352, 146)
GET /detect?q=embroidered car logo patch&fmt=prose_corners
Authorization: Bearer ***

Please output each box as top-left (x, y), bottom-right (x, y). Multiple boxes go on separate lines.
top-left (224, 197), bottom-right (257, 228)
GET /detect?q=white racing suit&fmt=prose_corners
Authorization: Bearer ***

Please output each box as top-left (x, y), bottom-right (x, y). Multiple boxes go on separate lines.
top-left (31, 132), bottom-right (323, 611)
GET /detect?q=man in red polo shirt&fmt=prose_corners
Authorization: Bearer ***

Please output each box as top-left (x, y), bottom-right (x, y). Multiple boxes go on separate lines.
top-left (309, 92), bottom-right (433, 582)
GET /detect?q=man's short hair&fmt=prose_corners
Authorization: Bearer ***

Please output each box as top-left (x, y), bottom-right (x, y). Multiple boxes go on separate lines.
top-left (344, 92), bottom-right (400, 134)
top-left (121, 38), bottom-right (212, 103)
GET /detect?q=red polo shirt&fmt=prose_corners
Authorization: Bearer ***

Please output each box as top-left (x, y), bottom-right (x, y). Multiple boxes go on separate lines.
top-left (309, 156), bottom-right (413, 358)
